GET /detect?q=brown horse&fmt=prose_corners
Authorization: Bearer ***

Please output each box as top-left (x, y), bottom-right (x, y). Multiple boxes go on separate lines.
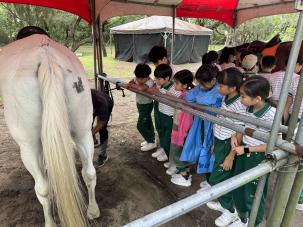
top-left (234, 34), bottom-right (303, 72)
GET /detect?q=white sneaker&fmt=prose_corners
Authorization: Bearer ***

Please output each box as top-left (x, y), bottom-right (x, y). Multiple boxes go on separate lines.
top-left (206, 201), bottom-right (225, 212)
top-left (228, 217), bottom-right (248, 227)
top-left (200, 180), bottom-right (211, 189)
top-left (297, 203), bottom-right (303, 211)
top-left (157, 152), bottom-right (168, 162)
top-left (163, 162), bottom-right (170, 168)
top-left (215, 209), bottom-right (238, 226)
top-left (166, 166), bottom-right (177, 175)
top-left (171, 174), bottom-right (192, 187)
top-left (197, 181), bottom-right (211, 193)
top-left (152, 148), bottom-right (164, 158)
top-left (141, 141), bottom-right (147, 147)
top-left (140, 142), bottom-right (157, 151)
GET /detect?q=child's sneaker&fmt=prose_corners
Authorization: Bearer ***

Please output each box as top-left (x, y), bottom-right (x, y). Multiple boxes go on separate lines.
top-left (197, 181), bottom-right (211, 193)
top-left (206, 201), bottom-right (225, 212)
top-left (215, 209), bottom-right (238, 226)
top-left (157, 152), bottom-right (168, 162)
top-left (140, 142), bottom-right (157, 151)
top-left (171, 174), bottom-right (192, 187)
top-left (141, 141), bottom-right (147, 147)
top-left (152, 147), bottom-right (164, 158)
top-left (227, 217), bottom-right (248, 227)
top-left (163, 162), bottom-right (170, 168)
top-left (297, 202), bottom-right (303, 211)
top-left (166, 166), bottom-right (177, 175)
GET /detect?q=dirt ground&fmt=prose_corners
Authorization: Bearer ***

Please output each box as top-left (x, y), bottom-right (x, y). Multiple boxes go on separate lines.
top-left (0, 78), bottom-right (302, 227)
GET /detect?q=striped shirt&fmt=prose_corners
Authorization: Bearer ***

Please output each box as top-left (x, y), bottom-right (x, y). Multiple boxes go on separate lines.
top-left (159, 81), bottom-right (181, 116)
top-left (214, 94), bottom-right (246, 140)
top-left (288, 75), bottom-right (303, 119)
top-left (263, 71), bottom-right (299, 101)
top-left (243, 103), bottom-right (276, 146)
top-left (136, 78), bottom-right (154, 104)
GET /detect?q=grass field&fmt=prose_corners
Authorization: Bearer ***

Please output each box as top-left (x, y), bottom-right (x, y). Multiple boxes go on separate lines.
top-left (76, 45), bottom-right (224, 79)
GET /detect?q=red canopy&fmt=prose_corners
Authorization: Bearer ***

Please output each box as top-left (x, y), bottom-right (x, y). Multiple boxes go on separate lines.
top-left (177, 0), bottom-right (296, 27)
top-left (0, 0), bottom-right (298, 27)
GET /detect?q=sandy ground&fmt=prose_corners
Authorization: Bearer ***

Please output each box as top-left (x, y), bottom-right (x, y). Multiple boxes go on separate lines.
top-left (0, 79), bottom-right (302, 227)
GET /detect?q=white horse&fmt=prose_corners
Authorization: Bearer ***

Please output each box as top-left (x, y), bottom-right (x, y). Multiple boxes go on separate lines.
top-left (0, 34), bottom-right (100, 227)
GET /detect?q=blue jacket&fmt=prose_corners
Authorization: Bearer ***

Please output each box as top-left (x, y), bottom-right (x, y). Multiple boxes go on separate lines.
top-left (180, 84), bottom-right (222, 173)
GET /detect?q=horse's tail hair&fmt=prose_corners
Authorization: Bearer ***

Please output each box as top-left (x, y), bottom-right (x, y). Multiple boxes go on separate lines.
top-left (38, 54), bottom-right (87, 227)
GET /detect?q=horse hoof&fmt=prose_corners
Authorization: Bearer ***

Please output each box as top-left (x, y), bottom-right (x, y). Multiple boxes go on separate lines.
top-left (87, 206), bottom-right (100, 220)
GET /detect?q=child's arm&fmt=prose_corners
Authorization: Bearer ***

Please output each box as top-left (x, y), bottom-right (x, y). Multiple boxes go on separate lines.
top-left (231, 132), bottom-right (243, 149)
top-left (222, 149), bottom-right (236, 171)
top-left (233, 144), bottom-right (267, 155)
top-left (185, 87), bottom-right (199, 103)
top-left (284, 95), bottom-right (293, 123)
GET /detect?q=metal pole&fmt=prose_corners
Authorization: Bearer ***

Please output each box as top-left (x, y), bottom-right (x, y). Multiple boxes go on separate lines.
top-left (281, 164), bottom-right (303, 226)
top-left (267, 9), bottom-right (303, 226)
top-left (171, 6), bottom-right (176, 64)
top-left (267, 117), bottom-right (303, 226)
top-left (97, 75), bottom-right (300, 156)
top-left (286, 68), bottom-right (303, 140)
top-left (97, 18), bottom-right (105, 92)
top-left (89, 0), bottom-right (98, 89)
top-left (138, 86), bottom-right (288, 133)
top-left (248, 174), bottom-right (268, 227)
top-left (281, 113), bottom-right (303, 226)
top-left (122, 159), bottom-right (287, 227)
top-left (265, 10), bottom-right (303, 156)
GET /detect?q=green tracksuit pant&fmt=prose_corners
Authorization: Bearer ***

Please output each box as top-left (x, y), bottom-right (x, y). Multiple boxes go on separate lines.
top-left (137, 103), bottom-right (155, 143)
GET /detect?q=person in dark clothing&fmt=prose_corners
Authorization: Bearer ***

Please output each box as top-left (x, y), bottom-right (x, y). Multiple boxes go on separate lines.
top-left (91, 89), bottom-right (113, 167)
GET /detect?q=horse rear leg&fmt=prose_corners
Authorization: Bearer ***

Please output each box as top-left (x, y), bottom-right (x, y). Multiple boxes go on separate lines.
top-left (75, 132), bottom-right (100, 219)
top-left (19, 142), bottom-right (56, 227)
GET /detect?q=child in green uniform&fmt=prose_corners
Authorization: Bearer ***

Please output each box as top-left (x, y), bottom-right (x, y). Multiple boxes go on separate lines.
top-left (128, 64), bottom-right (156, 152)
top-left (206, 68), bottom-right (246, 226)
top-left (152, 64), bottom-right (181, 162)
top-left (230, 76), bottom-right (276, 227)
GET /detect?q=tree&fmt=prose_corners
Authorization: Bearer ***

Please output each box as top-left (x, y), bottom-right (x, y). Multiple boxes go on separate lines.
top-left (0, 3), bottom-right (92, 51)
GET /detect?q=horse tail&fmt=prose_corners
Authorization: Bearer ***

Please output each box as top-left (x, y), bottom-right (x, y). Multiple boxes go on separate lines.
top-left (38, 54), bottom-right (87, 227)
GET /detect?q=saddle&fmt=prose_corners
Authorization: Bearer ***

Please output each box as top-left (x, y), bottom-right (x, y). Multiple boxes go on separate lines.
top-left (262, 34), bottom-right (282, 56)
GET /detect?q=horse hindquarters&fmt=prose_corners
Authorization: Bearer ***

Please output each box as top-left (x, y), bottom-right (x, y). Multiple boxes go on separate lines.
top-left (38, 53), bottom-right (87, 227)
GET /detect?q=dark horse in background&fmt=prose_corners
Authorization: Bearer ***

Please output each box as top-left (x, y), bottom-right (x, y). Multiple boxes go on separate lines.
top-left (234, 34), bottom-right (303, 72)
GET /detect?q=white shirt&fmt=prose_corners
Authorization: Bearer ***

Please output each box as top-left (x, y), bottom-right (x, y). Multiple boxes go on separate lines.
top-left (159, 82), bottom-right (181, 116)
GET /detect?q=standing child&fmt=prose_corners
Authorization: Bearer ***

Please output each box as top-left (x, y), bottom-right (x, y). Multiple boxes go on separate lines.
top-left (128, 64), bottom-right (157, 151)
top-left (151, 64), bottom-right (181, 162)
top-left (163, 70), bottom-right (194, 180)
top-left (179, 64), bottom-right (223, 188)
top-left (206, 68), bottom-right (246, 226)
top-left (202, 50), bottom-right (222, 71)
top-left (148, 46), bottom-right (175, 158)
top-left (230, 76), bottom-right (276, 227)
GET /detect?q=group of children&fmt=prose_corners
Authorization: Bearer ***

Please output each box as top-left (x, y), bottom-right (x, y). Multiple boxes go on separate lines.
top-left (128, 45), bottom-right (302, 227)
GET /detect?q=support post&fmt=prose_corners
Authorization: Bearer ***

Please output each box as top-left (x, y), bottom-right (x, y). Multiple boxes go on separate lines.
top-left (248, 174), bottom-right (268, 227)
top-left (171, 6), bottom-right (176, 64)
top-left (267, 8), bottom-right (303, 226)
top-left (90, 0), bottom-right (97, 89)
top-left (97, 18), bottom-right (105, 92)
top-left (281, 165), bottom-right (303, 226)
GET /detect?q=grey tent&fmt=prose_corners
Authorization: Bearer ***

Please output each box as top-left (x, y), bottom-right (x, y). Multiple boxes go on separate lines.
top-left (110, 16), bottom-right (213, 64)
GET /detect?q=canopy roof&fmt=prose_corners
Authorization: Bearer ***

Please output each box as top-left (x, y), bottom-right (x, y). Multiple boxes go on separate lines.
top-left (0, 0), bottom-right (298, 27)
top-left (110, 16), bottom-right (213, 35)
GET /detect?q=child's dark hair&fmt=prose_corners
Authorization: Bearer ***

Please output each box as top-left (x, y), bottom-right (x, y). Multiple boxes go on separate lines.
top-left (154, 64), bottom-right (172, 80)
top-left (148, 46), bottom-right (168, 63)
top-left (202, 51), bottom-right (219, 64)
top-left (195, 64), bottom-right (219, 84)
top-left (262, 56), bottom-right (277, 69)
top-left (219, 47), bottom-right (236, 64)
top-left (173, 70), bottom-right (194, 89)
top-left (217, 68), bottom-right (243, 91)
top-left (240, 76), bottom-right (270, 101)
top-left (134, 64), bottom-right (152, 78)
